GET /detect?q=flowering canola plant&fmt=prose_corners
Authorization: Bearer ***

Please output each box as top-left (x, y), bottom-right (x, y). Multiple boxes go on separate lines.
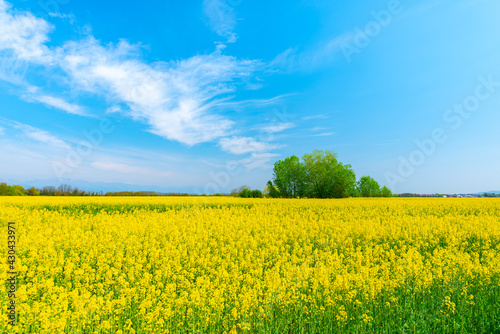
top-left (1, 197), bottom-right (499, 333)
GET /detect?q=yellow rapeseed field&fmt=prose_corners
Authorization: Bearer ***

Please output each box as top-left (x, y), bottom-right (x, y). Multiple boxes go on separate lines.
top-left (1, 197), bottom-right (500, 333)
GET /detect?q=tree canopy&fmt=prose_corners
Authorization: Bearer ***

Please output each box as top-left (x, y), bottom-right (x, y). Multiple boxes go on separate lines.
top-left (267, 150), bottom-right (391, 198)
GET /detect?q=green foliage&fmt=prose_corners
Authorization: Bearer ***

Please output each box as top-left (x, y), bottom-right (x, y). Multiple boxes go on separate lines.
top-left (272, 155), bottom-right (308, 198)
top-left (381, 186), bottom-right (393, 197)
top-left (0, 183), bottom-right (25, 196)
top-left (251, 189), bottom-right (263, 198)
top-left (238, 188), bottom-right (253, 198)
top-left (26, 187), bottom-right (40, 196)
top-left (270, 150), bottom-right (357, 198)
top-left (356, 176), bottom-right (381, 197)
top-left (264, 180), bottom-right (280, 198)
top-left (234, 187), bottom-right (263, 198)
top-left (269, 150), bottom-right (389, 198)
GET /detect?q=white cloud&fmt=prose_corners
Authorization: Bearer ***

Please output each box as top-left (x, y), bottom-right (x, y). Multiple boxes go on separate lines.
top-left (203, 0), bottom-right (238, 43)
top-left (303, 114), bottom-right (329, 120)
top-left (312, 132), bottom-right (335, 137)
top-left (239, 152), bottom-right (279, 170)
top-left (57, 37), bottom-right (260, 144)
top-left (48, 12), bottom-right (75, 22)
top-left (272, 33), bottom-right (356, 72)
top-left (261, 122), bottom-right (294, 133)
top-left (0, 1), bottom-right (264, 145)
top-left (0, 0), bottom-right (53, 62)
top-left (216, 94), bottom-right (292, 108)
top-left (310, 126), bottom-right (327, 131)
top-left (0, 126), bottom-right (4, 135)
top-left (91, 161), bottom-right (171, 176)
top-left (11, 122), bottom-right (70, 149)
top-left (0, 1), bottom-right (286, 150)
top-left (219, 136), bottom-right (278, 155)
top-left (33, 95), bottom-right (86, 115)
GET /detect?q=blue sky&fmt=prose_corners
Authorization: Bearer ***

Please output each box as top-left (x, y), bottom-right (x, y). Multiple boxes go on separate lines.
top-left (0, 0), bottom-right (499, 194)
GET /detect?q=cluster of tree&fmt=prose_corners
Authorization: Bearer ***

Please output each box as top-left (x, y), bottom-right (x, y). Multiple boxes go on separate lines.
top-left (265, 150), bottom-right (392, 198)
top-left (0, 183), bottom-right (101, 196)
top-left (39, 185), bottom-right (99, 196)
top-left (0, 182), bottom-right (237, 197)
top-left (231, 185), bottom-right (263, 198)
top-left (0, 183), bottom-right (27, 196)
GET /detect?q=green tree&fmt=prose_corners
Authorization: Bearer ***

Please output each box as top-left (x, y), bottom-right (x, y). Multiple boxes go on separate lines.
top-left (356, 176), bottom-right (381, 197)
top-left (0, 183), bottom-right (15, 196)
top-left (264, 181), bottom-right (280, 198)
top-left (272, 155), bottom-right (308, 198)
top-left (25, 187), bottom-right (40, 196)
top-left (232, 185), bottom-right (250, 197)
top-left (380, 186), bottom-right (393, 197)
top-left (238, 188), bottom-right (252, 198)
top-left (251, 189), bottom-right (263, 198)
top-left (12, 185), bottom-right (25, 196)
top-left (302, 150), bottom-right (356, 198)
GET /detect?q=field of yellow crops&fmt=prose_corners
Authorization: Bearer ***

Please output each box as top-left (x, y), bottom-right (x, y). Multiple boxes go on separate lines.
top-left (1, 197), bottom-right (500, 333)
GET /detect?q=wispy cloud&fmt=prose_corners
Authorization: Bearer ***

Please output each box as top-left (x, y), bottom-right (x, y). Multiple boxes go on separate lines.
top-left (218, 136), bottom-right (278, 155)
top-left (48, 12), bottom-right (75, 23)
top-left (239, 152), bottom-right (279, 170)
top-left (271, 33), bottom-right (355, 72)
top-left (215, 94), bottom-right (293, 109)
top-left (0, 1), bottom-right (273, 147)
top-left (303, 114), bottom-right (330, 120)
top-left (261, 122), bottom-right (294, 133)
top-left (203, 0), bottom-right (238, 43)
top-left (0, 126), bottom-right (4, 135)
top-left (58, 39), bottom-right (260, 144)
top-left (91, 161), bottom-right (171, 176)
top-left (32, 94), bottom-right (86, 116)
top-left (310, 126), bottom-right (327, 131)
top-left (10, 121), bottom-right (70, 149)
top-left (311, 132), bottom-right (335, 137)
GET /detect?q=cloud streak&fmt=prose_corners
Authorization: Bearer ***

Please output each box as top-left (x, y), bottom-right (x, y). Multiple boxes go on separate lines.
top-left (261, 122), bottom-right (294, 133)
top-left (219, 136), bottom-right (278, 155)
top-left (9, 121), bottom-right (70, 149)
top-left (91, 161), bottom-right (171, 176)
top-left (271, 33), bottom-right (355, 72)
top-left (33, 94), bottom-right (86, 116)
top-left (203, 0), bottom-right (238, 43)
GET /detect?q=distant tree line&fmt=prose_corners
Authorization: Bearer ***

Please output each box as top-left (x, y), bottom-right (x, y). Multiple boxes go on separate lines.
top-left (0, 183), bottom-right (103, 196)
top-left (231, 185), bottom-right (263, 198)
top-left (0, 183), bottom-right (233, 197)
top-left (263, 150), bottom-right (392, 198)
top-left (104, 191), bottom-right (159, 196)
